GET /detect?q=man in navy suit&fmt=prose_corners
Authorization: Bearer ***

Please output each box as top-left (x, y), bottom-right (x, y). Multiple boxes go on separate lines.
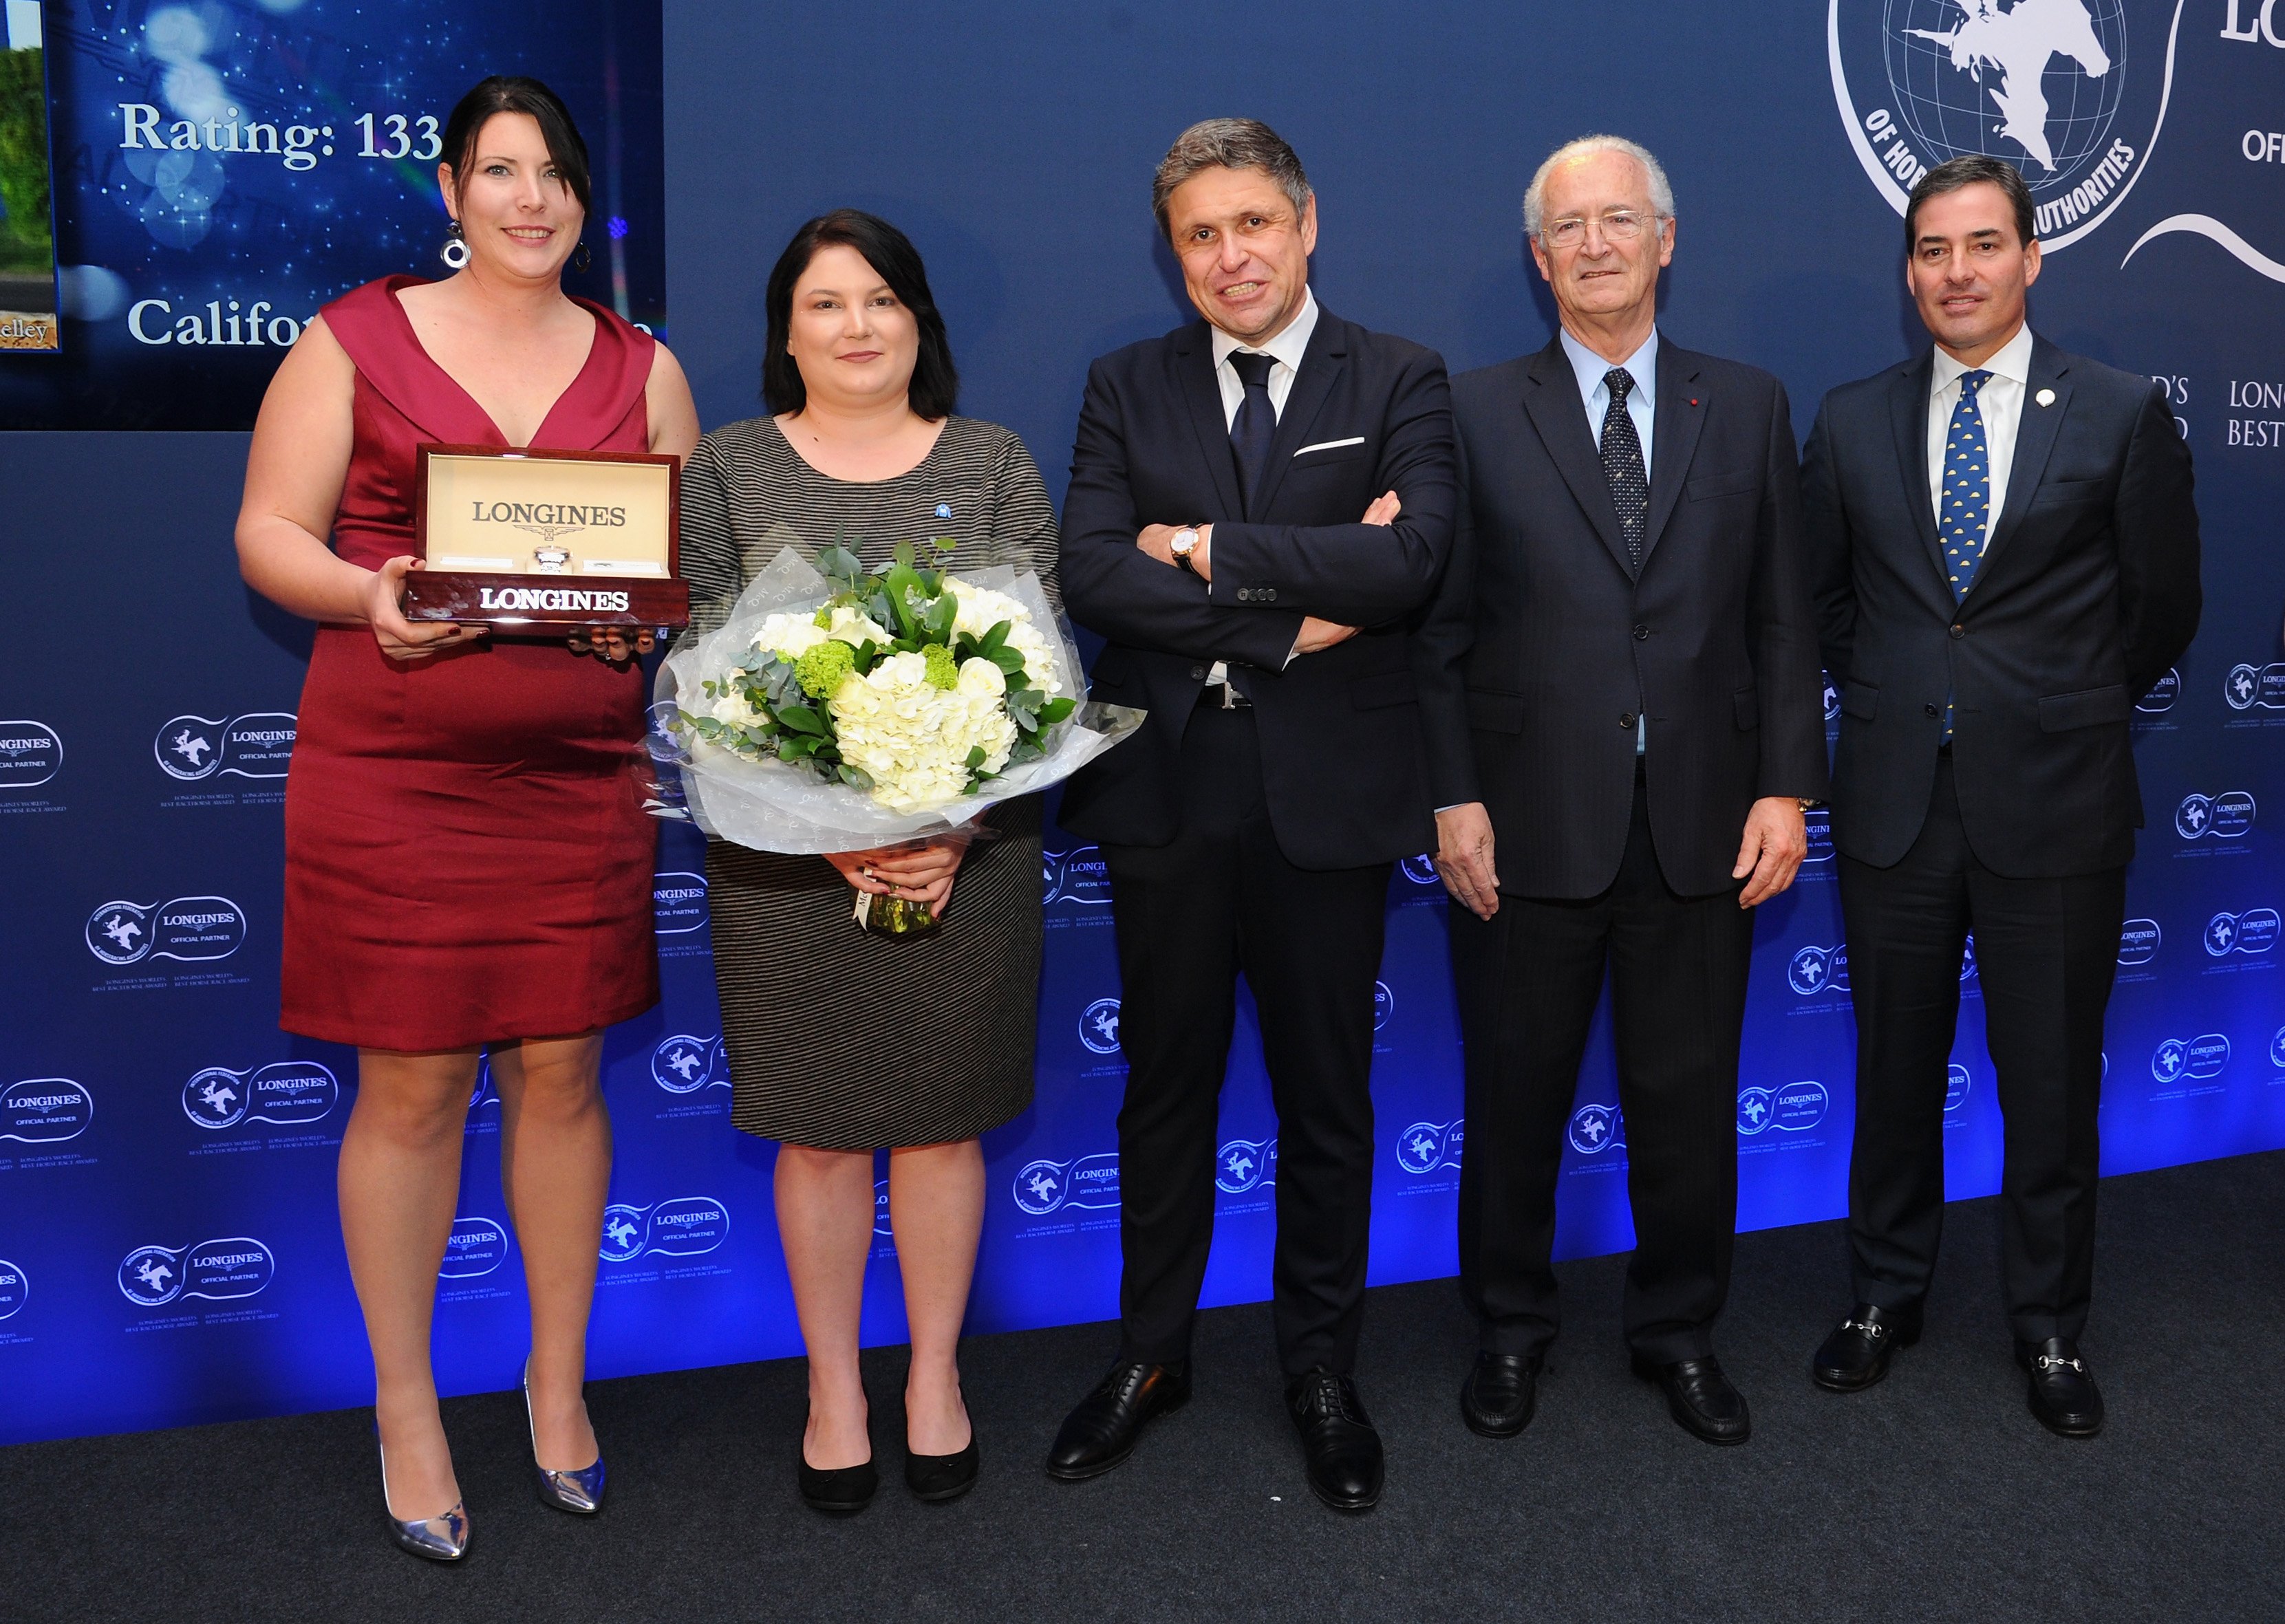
top-left (1419, 136), bottom-right (1827, 1447)
top-left (1802, 155), bottom-right (2199, 1436)
top-left (1049, 117), bottom-right (1457, 1512)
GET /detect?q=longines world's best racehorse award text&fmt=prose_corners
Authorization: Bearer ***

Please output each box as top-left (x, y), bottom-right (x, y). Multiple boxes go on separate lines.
top-left (401, 444), bottom-right (689, 633)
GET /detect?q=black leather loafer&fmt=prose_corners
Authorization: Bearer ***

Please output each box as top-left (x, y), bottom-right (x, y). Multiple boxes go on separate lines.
top-left (1459, 1351), bottom-right (1542, 1439)
top-left (1631, 1352), bottom-right (1751, 1445)
top-left (1811, 1303), bottom-right (1923, 1392)
top-left (2016, 1336), bottom-right (2104, 1438)
top-left (1045, 1359), bottom-right (1190, 1481)
top-left (1286, 1367), bottom-right (1383, 1512)
top-left (904, 1432), bottom-right (980, 1503)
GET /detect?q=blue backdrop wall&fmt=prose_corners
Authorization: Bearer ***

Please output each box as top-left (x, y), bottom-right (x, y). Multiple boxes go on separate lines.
top-left (2, 0), bottom-right (2280, 1444)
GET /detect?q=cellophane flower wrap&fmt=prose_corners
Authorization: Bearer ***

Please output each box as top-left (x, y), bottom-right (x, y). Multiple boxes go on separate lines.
top-left (654, 542), bottom-right (1141, 853)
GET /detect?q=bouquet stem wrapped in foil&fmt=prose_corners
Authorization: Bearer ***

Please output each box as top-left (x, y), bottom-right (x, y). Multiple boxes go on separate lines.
top-left (650, 546), bottom-right (1142, 882)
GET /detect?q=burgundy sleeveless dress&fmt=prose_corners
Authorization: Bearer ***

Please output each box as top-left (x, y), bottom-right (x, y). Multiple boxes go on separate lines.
top-left (279, 275), bottom-right (659, 1050)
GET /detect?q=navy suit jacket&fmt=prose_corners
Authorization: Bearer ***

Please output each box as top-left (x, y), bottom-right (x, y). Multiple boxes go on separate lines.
top-left (1803, 336), bottom-right (2201, 876)
top-left (1058, 305), bottom-right (1458, 869)
top-left (1417, 336), bottom-right (1829, 900)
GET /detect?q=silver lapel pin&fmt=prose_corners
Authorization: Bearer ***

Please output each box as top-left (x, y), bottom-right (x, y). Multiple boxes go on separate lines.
top-left (2035, 387), bottom-right (2056, 407)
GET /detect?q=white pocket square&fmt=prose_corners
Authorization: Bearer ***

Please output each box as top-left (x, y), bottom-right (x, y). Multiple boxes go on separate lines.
top-left (1293, 436), bottom-right (1365, 457)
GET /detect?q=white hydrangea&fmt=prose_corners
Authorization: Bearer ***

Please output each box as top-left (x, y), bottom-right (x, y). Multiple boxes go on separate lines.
top-left (707, 685), bottom-right (767, 730)
top-left (828, 648), bottom-right (1019, 812)
top-left (944, 578), bottom-right (1061, 695)
top-left (754, 611), bottom-right (826, 662)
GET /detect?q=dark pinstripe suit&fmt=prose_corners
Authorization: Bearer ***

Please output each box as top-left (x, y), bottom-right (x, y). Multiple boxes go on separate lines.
top-left (1417, 335), bottom-right (1827, 1361)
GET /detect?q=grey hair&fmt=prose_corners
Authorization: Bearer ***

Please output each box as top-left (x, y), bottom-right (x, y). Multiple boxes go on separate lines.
top-left (1522, 134), bottom-right (1675, 239)
top-left (1152, 117), bottom-right (1312, 240)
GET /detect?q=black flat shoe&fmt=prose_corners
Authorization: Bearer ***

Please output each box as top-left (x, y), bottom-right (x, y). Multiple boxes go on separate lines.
top-left (797, 1405), bottom-right (877, 1515)
top-left (1811, 1303), bottom-right (1922, 1393)
top-left (1045, 1359), bottom-right (1191, 1482)
top-left (1632, 1352), bottom-right (1751, 1445)
top-left (904, 1432), bottom-right (980, 1503)
top-left (1286, 1367), bottom-right (1383, 1513)
top-left (1459, 1351), bottom-right (1542, 1439)
top-left (2016, 1336), bottom-right (2104, 1438)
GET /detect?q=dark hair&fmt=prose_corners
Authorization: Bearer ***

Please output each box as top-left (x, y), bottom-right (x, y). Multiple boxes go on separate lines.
top-left (1905, 155), bottom-right (2035, 256)
top-left (762, 210), bottom-right (958, 420)
top-left (439, 76), bottom-right (592, 216)
top-left (1152, 117), bottom-right (1311, 241)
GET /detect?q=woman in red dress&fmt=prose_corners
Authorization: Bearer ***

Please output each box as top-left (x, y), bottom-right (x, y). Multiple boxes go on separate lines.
top-left (235, 77), bottom-right (697, 1561)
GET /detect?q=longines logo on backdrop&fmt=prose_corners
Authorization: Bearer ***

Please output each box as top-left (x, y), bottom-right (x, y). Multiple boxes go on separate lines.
top-left (1737, 1081), bottom-right (1830, 1136)
top-left (2152, 1031), bottom-right (2231, 1083)
top-left (1790, 942), bottom-right (1852, 995)
top-left (2272, 1025), bottom-right (2285, 1068)
top-left (1, 1079), bottom-right (94, 1144)
top-left (181, 1062), bottom-right (336, 1129)
top-left (650, 1032), bottom-right (730, 1094)
top-left (1012, 1151), bottom-right (1121, 1217)
top-left (440, 1217), bottom-right (509, 1279)
top-left (1042, 845), bottom-right (1113, 907)
top-left (153, 713), bottom-right (296, 781)
top-left (2135, 669), bottom-right (2180, 713)
top-left (1946, 1062), bottom-right (1974, 1113)
top-left (1077, 997), bottom-right (1122, 1055)
top-left (1216, 1136), bottom-right (1278, 1193)
top-left (1399, 854), bottom-right (1441, 887)
top-left (1396, 1120), bottom-right (1465, 1176)
top-left (1827, 0), bottom-right (2181, 252)
top-left (0, 1259), bottom-right (24, 1321)
top-left (2224, 662), bottom-right (2285, 711)
top-left (1373, 981), bottom-right (1395, 1031)
top-left (84, 896), bottom-right (246, 965)
top-left (1567, 1103), bottom-right (1626, 1156)
top-left (1803, 808), bottom-right (1835, 865)
top-left (116, 1238), bottom-right (275, 1308)
top-left (0, 720), bottom-right (63, 788)
top-left (2176, 790), bottom-right (2257, 839)
top-left (2118, 918), bottom-right (2162, 964)
top-left (652, 873), bottom-right (707, 935)
top-left (599, 1198), bottom-right (729, 1263)
top-left (2203, 907), bottom-right (2280, 956)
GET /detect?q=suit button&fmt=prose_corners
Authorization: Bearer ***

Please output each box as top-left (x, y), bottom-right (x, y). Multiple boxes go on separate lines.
top-left (1949, 623), bottom-right (1965, 639)
top-left (1189, 665), bottom-right (1206, 681)
top-left (1924, 702), bottom-right (1940, 718)
top-left (1263, 589), bottom-right (1277, 602)
top-left (1620, 713), bottom-right (1636, 729)
top-left (1633, 624), bottom-right (1650, 641)
top-left (1236, 589), bottom-right (1251, 602)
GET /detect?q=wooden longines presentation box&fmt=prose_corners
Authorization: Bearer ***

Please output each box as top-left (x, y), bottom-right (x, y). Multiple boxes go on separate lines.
top-left (400, 444), bottom-right (690, 631)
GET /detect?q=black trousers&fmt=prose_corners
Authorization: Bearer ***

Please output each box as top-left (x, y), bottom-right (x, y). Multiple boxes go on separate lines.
top-left (1839, 753), bottom-right (2123, 1345)
top-left (1100, 704), bottom-right (1390, 1378)
top-left (1450, 767), bottom-right (1755, 1364)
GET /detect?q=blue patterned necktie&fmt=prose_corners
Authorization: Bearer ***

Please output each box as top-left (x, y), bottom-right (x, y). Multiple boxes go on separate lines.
top-left (1938, 367), bottom-right (1993, 739)
top-left (1600, 367), bottom-right (1649, 570)
top-left (1229, 351), bottom-right (1277, 517)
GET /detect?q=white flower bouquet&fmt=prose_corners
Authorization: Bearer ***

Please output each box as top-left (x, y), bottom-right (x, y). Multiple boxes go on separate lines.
top-left (655, 541), bottom-right (1140, 856)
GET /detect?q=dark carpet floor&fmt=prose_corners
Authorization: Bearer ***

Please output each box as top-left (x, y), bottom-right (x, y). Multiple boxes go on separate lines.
top-left (6, 1151), bottom-right (2282, 1624)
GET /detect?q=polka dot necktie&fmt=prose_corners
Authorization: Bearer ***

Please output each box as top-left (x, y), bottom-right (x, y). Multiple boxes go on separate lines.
top-left (1600, 368), bottom-right (1649, 570)
top-left (1938, 368), bottom-right (1993, 740)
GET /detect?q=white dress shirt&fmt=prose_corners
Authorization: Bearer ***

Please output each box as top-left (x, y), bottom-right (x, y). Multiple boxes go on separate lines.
top-left (1927, 323), bottom-right (2035, 550)
top-left (1560, 325), bottom-right (1659, 755)
top-left (1202, 290), bottom-right (1321, 682)
top-left (1559, 324), bottom-right (1658, 481)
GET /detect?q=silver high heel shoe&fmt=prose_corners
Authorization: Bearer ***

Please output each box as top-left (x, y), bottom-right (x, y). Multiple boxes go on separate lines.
top-left (524, 1360), bottom-right (606, 1514)
top-left (377, 1439), bottom-right (469, 1561)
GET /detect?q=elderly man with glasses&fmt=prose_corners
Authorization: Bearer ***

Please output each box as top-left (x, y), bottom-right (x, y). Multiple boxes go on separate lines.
top-left (1417, 135), bottom-right (1827, 1444)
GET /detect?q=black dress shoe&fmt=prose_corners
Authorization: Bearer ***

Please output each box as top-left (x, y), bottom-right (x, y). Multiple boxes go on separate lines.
top-left (1459, 1352), bottom-right (1542, 1439)
top-left (2016, 1336), bottom-right (2104, 1438)
top-left (1285, 1368), bottom-right (1384, 1512)
top-left (796, 1433), bottom-right (878, 1516)
top-left (904, 1428), bottom-right (980, 1504)
top-left (1044, 1359), bottom-right (1190, 1481)
top-left (1811, 1303), bottom-right (1922, 1392)
top-left (1631, 1352), bottom-right (1751, 1445)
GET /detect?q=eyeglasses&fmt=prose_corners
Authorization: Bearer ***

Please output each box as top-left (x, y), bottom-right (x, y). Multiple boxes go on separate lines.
top-left (1541, 210), bottom-right (1663, 249)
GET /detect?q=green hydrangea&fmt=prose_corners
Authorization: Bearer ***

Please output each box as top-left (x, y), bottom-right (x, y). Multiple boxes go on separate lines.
top-left (812, 606), bottom-right (833, 628)
top-left (922, 642), bottom-right (958, 691)
top-left (795, 638), bottom-right (856, 699)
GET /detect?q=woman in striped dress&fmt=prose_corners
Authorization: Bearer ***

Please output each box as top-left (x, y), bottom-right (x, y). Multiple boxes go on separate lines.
top-left (679, 210), bottom-right (1058, 1513)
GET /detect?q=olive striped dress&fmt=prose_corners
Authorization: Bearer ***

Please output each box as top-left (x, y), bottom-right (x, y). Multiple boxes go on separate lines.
top-left (678, 414), bottom-right (1059, 1151)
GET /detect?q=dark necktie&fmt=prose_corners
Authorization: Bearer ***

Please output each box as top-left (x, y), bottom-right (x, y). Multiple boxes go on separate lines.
top-left (1938, 368), bottom-right (1994, 740)
top-left (1229, 350), bottom-right (1277, 517)
top-left (1600, 367), bottom-right (1649, 570)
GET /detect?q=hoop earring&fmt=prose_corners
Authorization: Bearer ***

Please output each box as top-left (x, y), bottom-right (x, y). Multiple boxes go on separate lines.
top-left (439, 218), bottom-right (469, 270)
top-left (572, 241), bottom-right (592, 274)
